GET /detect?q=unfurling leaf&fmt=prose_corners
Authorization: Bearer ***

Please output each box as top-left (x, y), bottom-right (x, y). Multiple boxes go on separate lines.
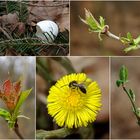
top-left (13, 89), bottom-right (32, 116)
top-left (120, 33), bottom-right (140, 53)
top-left (99, 16), bottom-right (105, 27)
top-left (137, 108), bottom-right (140, 117)
top-left (116, 80), bottom-right (123, 87)
top-left (129, 89), bottom-right (135, 102)
top-left (0, 108), bottom-right (11, 121)
top-left (127, 32), bottom-right (133, 41)
top-left (80, 9), bottom-right (106, 41)
top-left (119, 65), bottom-right (128, 83)
top-left (80, 9), bottom-right (100, 31)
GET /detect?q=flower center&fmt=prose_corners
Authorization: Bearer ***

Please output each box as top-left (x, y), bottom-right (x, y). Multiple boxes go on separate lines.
top-left (66, 90), bottom-right (81, 108)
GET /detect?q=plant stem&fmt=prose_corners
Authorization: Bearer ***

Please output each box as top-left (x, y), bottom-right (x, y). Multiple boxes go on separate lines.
top-left (106, 31), bottom-right (120, 40)
top-left (102, 25), bottom-right (120, 41)
top-left (14, 120), bottom-right (24, 139)
top-left (36, 128), bottom-right (74, 139)
top-left (122, 84), bottom-right (140, 125)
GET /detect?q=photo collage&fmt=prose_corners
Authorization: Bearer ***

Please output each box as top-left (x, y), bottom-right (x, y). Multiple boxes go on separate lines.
top-left (0, 0), bottom-right (140, 139)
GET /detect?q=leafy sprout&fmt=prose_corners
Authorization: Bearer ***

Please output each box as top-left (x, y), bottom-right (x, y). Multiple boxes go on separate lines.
top-left (0, 89), bottom-right (32, 128)
top-left (80, 9), bottom-right (140, 53)
top-left (80, 8), bottom-right (106, 40)
top-left (116, 65), bottom-right (140, 125)
top-left (120, 33), bottom-right (140, 52)
top-left (0, 79), bottom-right (32, 129)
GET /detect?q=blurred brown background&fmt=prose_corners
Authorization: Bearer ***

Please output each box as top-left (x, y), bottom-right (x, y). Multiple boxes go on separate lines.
top-left (70, 1), bottom-right (140, 56)
top-left (111, 57), bottom-right (140, 139)
top-left (36, 57), bottom-right (109, 139)
top-left (0, 57), bottom-right (35, 139)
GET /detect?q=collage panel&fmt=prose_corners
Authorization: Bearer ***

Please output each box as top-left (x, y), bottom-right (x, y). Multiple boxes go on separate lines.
top-left (0, 0), bottom-right (69, 56)
top-left (70, 1), bottom-right (140, 56)
top-left (0, 56), bottom-right (35, 139)
top-left (36, 56), bottom-right (109, 139)
top-left (111, 57), bottom-right (140, 139)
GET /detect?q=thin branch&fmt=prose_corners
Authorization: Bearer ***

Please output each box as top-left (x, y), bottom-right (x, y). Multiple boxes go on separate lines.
top-left (14, 120), bottom-right (24, 139)
top-left (101, 25), bottom-right (120, 40)
top-left (121, 84), bottom-right (140, 125)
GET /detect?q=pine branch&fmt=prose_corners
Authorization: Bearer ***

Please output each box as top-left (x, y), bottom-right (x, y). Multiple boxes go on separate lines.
top-left (0, 32), bottom-right (69, 56)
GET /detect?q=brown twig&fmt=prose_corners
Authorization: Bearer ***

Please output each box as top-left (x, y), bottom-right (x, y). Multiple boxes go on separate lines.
top-left (14, 120), bottom-right (24, 139)
top-left (101, 25), bottom-right (120, 40)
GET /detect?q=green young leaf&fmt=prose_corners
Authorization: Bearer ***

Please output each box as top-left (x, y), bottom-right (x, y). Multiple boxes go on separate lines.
top-left (136, 108), bottom-right (140, 117)
top-left (120, 33), bottom-right (134, 45)
top-left (99, 16), bottom-right (105, 27)
top-left (0, 108), bottom-right (11, 121)
top-left (134, 35), bottom-right (140, 44)
top-left (124, 45), bottom-right (137, 53)
top-left (129, 89), bottom-right (135, 102)
top-left (8, 120), bottom-right (15, 129)
top-left (85, 9), bottom-right (100, 30)
top-left (119, 65), bottom-right (128, 83)
top-left (120, 33), bottom-right (140, 53)
top-left (127, 32), bottom-right (133, 41)
top-left (13, 89), bottom-right (32, 116)
top-left (80, 9), bottom-right (105, 32)
top-left (116, 80), bottom-right (123, 87)
top-left (80, 9), bottom-right (107, 41)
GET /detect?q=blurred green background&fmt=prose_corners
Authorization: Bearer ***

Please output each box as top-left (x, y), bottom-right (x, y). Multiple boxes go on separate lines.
top-left (0, 57), bottom-right (35, 139)
top-left (111, 57), bottom-right (140, 138)
top-left (70, 1), bottom-right (140, 56)
top-left (36, 57), bottom-right (109, 139)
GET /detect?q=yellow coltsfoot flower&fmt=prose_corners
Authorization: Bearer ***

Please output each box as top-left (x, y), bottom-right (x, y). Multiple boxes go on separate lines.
top-left (47, 73), bottom-right (102, 128)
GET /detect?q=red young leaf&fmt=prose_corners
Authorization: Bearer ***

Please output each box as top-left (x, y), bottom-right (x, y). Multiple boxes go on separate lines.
top-left (0, 90), bottom-right (2, 98)
top-left (13, 81), bottom-right (21, 94)
top-left (3, 79), bottom-right (11, 96)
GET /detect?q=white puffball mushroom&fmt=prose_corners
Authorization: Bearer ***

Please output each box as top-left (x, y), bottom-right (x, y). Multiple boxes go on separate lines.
top-left (36, 20), bottom-right (59, 43)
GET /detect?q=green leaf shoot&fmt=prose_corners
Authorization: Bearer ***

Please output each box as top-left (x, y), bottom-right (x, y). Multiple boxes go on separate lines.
top-left (120, 33), bottom-right (140, 53)
top-left (80, 9), bottom-right (140, 53)
top-left (0, 108), bottom-right (11, 121)
top-left (116, 80), bottom-right (123, 87)
top-left (116, 65), bottom-right (140, 126)
top-left (13, 88), bottom-right (32, 116)
top-left (119, 65), bottom-right (128, 83)
top-left (137, 108), bottom-right (140, 117)
top-left (80, 8), bottom-right (106, 41)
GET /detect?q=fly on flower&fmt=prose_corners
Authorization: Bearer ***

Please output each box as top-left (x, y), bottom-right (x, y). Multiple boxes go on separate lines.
top-left (47, 73), bottom-right (102, 128)
top-left (61, 79), bottom-right (88, 94)
top-left (68, 80), bottom-right (87, 94)
top-left (0, 79), bottom-right (21, 111)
